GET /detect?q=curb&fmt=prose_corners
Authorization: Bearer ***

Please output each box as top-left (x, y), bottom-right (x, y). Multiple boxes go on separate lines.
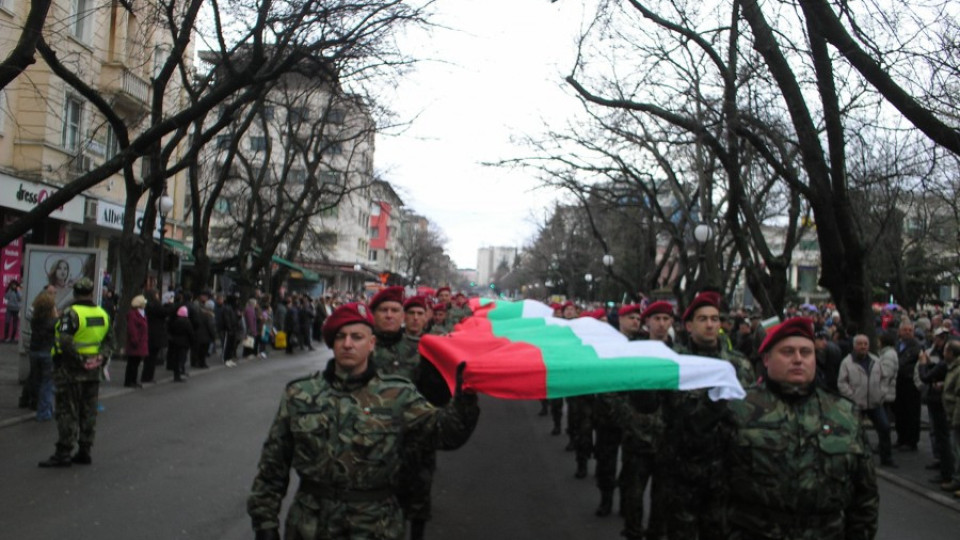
top-left (876, 467), bottom-right (960, 512)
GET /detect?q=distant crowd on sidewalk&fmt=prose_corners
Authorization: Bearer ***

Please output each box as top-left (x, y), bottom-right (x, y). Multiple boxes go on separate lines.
top-left (15, 284), bottom-right (371, 411)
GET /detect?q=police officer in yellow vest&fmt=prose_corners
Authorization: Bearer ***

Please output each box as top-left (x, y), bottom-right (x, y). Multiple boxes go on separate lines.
top-left (39, 277), bottom-right (113, 468)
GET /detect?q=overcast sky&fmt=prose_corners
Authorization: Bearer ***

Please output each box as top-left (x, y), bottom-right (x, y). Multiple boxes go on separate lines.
top-left (374, 0), bottom-right (587, 269)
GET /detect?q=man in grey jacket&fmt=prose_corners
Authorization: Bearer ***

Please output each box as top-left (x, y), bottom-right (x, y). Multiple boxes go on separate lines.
top-left (838, 334), bottom-right (897, 468)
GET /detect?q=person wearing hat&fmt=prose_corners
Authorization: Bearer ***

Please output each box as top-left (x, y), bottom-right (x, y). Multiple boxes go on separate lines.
top-left (608, 301), bottom-right (673, 539)
top-left (390, 295), bottom-right (456, 540)
top-left (427, 302), bottom-right (449, 335)
top-left (38, 277), bottom-right (114, 468)
top-left (447, 292), bottom-right (472, 326)
top-left (166, 305), bottom-right (194, 383)
top-left (247, 303), bottom-right (480, 540)
top-left (123, 294), bottom-right (149, 389)
top-left (716, 318), bottom-right (878, 539)
top-left (369, 286), bottom-right (412, 373)
top-left (658, 290), bottom-right (754, 539)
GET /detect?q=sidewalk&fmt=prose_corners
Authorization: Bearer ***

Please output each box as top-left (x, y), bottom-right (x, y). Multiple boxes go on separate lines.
top-left (0, 341), bottom-right (312, 429)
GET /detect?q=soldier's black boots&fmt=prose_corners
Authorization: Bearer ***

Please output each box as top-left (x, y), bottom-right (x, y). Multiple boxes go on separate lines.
top-left (575, 460), bottom-right (588, 479)
top-left (409, 519), bottom-right (426, 540)
top-left (72, 450), bottom-right (92, 465)
top-left (538, 401), bottom-right (549, 416)
top-left (595, 491), bottom-right (614, 516)
top-left (551, 420), bottom-right (562, 435)
top-left (38, 454), bottom-right (72, 468)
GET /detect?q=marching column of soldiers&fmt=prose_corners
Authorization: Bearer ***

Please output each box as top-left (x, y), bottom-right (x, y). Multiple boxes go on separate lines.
top-left (245, 284), bottom-right (879, 540)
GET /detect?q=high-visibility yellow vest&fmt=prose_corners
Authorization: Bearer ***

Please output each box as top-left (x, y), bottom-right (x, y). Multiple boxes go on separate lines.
top-left (56, 304), bottom-right (110, 356)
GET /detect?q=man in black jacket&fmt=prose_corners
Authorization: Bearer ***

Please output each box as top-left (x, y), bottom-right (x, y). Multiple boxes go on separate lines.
top-left (893, 321), bottom-right (923, 450)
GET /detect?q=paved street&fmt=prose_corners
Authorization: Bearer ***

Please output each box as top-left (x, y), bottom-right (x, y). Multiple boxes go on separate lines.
top-left (1, 345), bottom-right (959, 539)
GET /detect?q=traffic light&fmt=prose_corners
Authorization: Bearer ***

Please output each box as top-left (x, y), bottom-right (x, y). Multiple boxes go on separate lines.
top-left (470, 281), bottom-right (476, 287)
top-left (489, 284), bottom-right (495, 289)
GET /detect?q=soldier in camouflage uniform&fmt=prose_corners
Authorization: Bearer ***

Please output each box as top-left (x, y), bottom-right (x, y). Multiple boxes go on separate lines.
top-left (368, 287), bottom-right (412, 377)
top-left (720, 318), bottom-right (878, 539)
top-left (247, 303), bottom-right (480, 540)
top-left (659, 291), bottom-right (754, 540)
top-left (38, 278), bottom-right (113, 468)
top-left (605, 301), bottom-right (674, 539)
top-left (427, 302), bottom-right (450, 335)
top-left (446, 292), bottom-right (472, 326)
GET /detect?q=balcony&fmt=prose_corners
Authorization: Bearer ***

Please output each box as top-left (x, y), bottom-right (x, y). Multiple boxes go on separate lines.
top-left (100, 63), bottom-right (151, 116)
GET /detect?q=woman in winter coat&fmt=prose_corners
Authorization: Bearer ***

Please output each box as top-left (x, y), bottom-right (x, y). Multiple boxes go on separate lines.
top-left (242, 298), bottom-right (260, 359)
top-left (124, 295), bottom-right (149, 388)
top-left (166, 306), bottom-right (194, 382)
top-left (193, 304), bottom-right (216, 369)
top-left (143, 289), bottom-right (171, 384)
top-left (29, 290), bottom-right (58, 421)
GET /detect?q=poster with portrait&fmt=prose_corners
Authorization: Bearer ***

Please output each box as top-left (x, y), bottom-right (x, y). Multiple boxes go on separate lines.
top-left (22, 245), bottom-right (104, 312)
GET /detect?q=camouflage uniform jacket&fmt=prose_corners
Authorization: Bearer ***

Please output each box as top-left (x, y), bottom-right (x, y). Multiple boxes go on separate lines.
top-left (371, 332), bottom-right (421, 381)
top-left (247, 359), bottom-right (480, 537)
top-left (447, 305), bottom-right (472, 326)
top-left (723, 381), bottom-right (879, 539)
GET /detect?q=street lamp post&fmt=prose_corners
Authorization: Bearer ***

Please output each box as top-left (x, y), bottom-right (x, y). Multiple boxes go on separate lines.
top-left (585, 273), bottom-right (593, 301)
top-left (157, 195), bottom-right (174, 295)
top-left (693, 222), bottom-right (714, 289)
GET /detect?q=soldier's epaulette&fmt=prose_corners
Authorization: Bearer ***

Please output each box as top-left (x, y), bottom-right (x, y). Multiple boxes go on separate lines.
top-left (286, 371), bottom-right (321, 389)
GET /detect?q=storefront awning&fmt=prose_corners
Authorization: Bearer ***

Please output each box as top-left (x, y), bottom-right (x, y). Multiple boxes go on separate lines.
top-left (270, 254), bottom-right (319, 281)
top-left (162, 238), bottom-right (195, 263)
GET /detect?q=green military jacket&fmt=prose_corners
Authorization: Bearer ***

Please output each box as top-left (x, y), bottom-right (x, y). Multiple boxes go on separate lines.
top-left (371, 331), bottom-right (421, 381)
top-left (724, 382), bottom-right (879, 540)
top-left (53, 301), bottom-right (114, 383)
top-left (447, 305), bottom-right (472, 326)
top-left (247, 360), bottom-right (479, 535)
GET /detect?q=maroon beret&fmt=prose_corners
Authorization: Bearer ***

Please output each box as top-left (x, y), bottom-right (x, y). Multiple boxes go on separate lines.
top-left (561, 300), bottom-right (576, 311)
top-left (618, 304), bottom-right (642, 317)
top-left (403, 295), bottom-right (428, 311)
top-left (757, 317), bottom-right (814, 354)
top-left (640, 301), bottom-right (675, 321)
top-left (321, 302), bottom-right (374, 348)
top-left (453, 292), bottom-right (466, 299)
top-left (550, 302), bottom-right (562, 311)
top-left (431, 301), bottom-right (447, 312)
top-left (369, 286), bottom-right (404, 310)
top-left (580, 308), bottom-right (604, 320)
top-left (436, 286), bottom-right (451, 295)
top-left (681, 291), bottom-right (722, 322)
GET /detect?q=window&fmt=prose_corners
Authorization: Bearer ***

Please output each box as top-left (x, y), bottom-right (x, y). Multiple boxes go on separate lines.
top-left (797, 266), bottom-right (818, 293)
top-left (320, 206), bottom-right (339, 218)
top-left (105, 126), bottom-right (119, 158)
top-left (214, 198), bottom-right (231, 214)
top-left (322, 137), bottom-right (342, 155)
top-left (320, 172), bottom-right (342, 185)
top-left (327, 108), bottom-right (346, 124)
top-left (216, 134), bottom-right (231, 150)
top-left (250, 136), bottom-right (267, 151)
top-left (153, 47), bottom-right (166, 79)
top-left (370, 203), bottom-right (381, 216)
top-left (62, 96), bottom-right (84, 152)
top-left (370, 227), bottom-right (380, 238)
top-left (72, 0), bottom-right (92, 42)
top-left (262, 106), bottom-right (275, 120)
top-left (369, 250), bottom-right (378, 262)
top-left (289, 168), bottom-right (306, 184)
top-left (289, 107), bottom-right (309, 123)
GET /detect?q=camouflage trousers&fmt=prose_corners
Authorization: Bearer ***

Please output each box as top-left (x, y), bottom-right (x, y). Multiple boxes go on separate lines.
top-left (397, 448), bottom-right (437, 521)
top-left (593, 424), bottom-right (621, 493)
top-left (658, 466), bottom-right (726, 540)
top-left (53, 379), bottom-right (100, 456)
top-left (619, 450), bottom-right (662, 540)
top-left (284, 493), bottom-right (404, 540)
top-left (569, 395), bottom-right (594, 463)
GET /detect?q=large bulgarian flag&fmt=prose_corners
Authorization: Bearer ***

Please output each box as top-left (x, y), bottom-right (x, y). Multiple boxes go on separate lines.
top-left (419, 298), bottom-right (746, 401)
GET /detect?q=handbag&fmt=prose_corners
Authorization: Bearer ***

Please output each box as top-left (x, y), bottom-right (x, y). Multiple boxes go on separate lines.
top-left (242, 335), bottom-right (256, 349)
top-left (275, 331), bottom-right (287, 349)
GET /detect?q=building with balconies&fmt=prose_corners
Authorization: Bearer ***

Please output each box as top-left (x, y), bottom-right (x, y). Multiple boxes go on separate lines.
top-left (0, 1), bottom-right (192, 303)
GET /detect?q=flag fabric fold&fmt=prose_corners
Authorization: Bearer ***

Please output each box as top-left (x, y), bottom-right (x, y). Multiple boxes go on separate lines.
top-left (420, 299), bottom-right (746, 401)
